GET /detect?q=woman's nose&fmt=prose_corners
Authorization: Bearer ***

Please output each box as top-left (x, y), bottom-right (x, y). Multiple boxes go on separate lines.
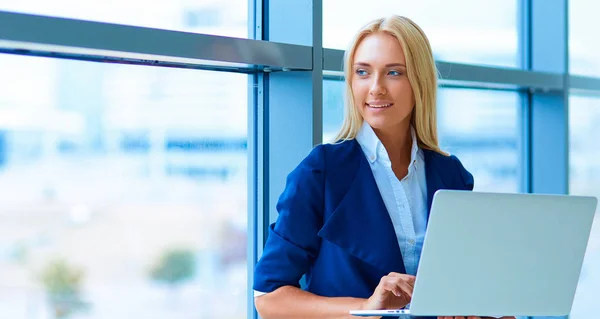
top-left (369, 79), bottom-right (386, 96)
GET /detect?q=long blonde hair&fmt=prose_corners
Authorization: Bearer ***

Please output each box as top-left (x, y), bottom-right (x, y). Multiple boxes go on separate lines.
top-left (333, 15), bottom-right (447, 156)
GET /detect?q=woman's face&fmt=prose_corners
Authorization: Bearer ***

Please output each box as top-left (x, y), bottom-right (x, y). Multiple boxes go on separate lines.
top-left (351, 32), bottom-right (415, 132)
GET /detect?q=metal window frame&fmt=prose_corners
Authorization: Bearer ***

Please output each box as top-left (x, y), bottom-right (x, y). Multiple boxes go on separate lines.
top-left (1, 1), bottom-right (600, 319)
top-left (0, 10), bottom-right (312, 72)
top-left (247, 1), bottom-right (263, 318)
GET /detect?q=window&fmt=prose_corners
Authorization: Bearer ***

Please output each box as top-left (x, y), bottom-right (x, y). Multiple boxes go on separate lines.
top-left (0, 54), bottom-right (248, 318)
top-left (569, 95), bottom-right (600, 319)
top-left (0, 0), bottom-right (247, 37)
top-left (323, 80), bottom-right (520, 193)
top-left (323, 0), bottom-right (519, 68)
top-left (569, 0), bottom-right (600, 77)
top-left (437, 89), bottom-right (519, 193)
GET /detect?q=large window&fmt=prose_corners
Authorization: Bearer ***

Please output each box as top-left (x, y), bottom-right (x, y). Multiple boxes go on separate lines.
top-left (0, 54), bottom-right (248, 318)
top-left (323, 81), bottom-right (520, 193)
top-left (569, 95), bottom-right (600, 319)
top-left (323, 0), bottom-right (519, 68)
top-left (569, 0), bottom-right (600, 77)
top-left (0, 0), bottom-right (247, 37)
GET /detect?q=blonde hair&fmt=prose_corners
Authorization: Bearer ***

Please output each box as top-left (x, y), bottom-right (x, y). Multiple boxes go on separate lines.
top-left (333, 15), bottom-right (447, 156)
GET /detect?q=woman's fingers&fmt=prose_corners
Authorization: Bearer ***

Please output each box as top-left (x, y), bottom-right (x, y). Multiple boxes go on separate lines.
top-left (383, 277), bottom-right (413, 298)
top-left (380, 277), bottom-right (411, 298)
top-left (380, 279), bottom-right (400, 296)
top-left (383, 273), bottom-right (415, 294)
top-left (387, 272), bottom-right (416, 286)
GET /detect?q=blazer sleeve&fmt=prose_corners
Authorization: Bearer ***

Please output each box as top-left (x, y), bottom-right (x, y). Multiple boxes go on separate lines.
top-left (452, 155), bottom-right (474, 191)
top-left (253, 145), bottom-right (326, 293)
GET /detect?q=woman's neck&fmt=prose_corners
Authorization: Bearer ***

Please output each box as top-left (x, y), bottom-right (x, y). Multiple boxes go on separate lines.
top-left (373, 123), bottom-right (412, 167)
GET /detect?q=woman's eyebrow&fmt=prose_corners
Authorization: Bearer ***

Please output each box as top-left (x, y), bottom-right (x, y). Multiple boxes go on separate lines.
top-left (353, 62), bottom-right (406, 67)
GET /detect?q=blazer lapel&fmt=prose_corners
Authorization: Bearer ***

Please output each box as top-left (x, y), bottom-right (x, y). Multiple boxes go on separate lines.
top-left (318, 150), bottom-right (406, 274)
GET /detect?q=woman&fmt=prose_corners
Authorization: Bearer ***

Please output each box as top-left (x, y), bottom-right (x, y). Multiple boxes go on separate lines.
top-left (253, 15), bottom-right (515, 319)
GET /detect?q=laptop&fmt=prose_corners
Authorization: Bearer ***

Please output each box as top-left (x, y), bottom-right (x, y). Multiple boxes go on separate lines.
top-left (350, 190), bottom-right (597, 317)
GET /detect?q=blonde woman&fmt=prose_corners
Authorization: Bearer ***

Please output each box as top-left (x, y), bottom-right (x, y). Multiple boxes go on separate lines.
top-left (253, 16), bottom-right (513, 319)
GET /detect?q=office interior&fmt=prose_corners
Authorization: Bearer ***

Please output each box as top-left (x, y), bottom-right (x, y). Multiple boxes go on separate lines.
top-left (0, 0), bottom-right (598, 318)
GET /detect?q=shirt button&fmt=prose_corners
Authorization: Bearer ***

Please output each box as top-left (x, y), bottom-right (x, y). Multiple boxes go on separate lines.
top-left (408, 239), bottom-right (415, 245)
top-left (370, 155), bottom-right (375, 161)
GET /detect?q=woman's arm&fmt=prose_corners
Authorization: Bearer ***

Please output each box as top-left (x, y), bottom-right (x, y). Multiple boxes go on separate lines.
top-left (255, 273), bottom-right (416, 319)
top-left (255, 286), bottom-right (368, 319)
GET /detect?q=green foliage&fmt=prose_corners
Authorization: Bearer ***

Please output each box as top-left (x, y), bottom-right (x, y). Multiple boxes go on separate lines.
top-left (150, 248), bottom-right (197, 287)
top-left (40, 258), bottom-right (84, 296)
top-left (39, 258), bottom-right (87, 318)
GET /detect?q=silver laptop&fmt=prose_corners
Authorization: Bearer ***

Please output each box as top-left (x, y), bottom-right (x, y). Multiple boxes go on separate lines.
top-left (351, 190), bottom-right (597, 317)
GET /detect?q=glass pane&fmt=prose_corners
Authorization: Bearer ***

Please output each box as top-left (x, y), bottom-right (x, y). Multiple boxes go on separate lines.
top-left (0, 0), bottom-right (247, 37)
top-left (570, 0), bottom-right (600, 77)
top-left (323, 0), bottom-right (519, 68)
top-left (0, 54), bottom-right (248, 318)
top-left (569, 95), bottom-right (600, 319)
top-left (323, 81), bottom-right (520, 193)
top-left (437, 89), bottom-right (519, 193)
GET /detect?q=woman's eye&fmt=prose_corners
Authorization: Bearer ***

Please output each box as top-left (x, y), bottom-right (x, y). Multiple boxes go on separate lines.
top-left (389, 70), bottom-right (403, 76)
top-left (355, 69), bottom-right (368, 76)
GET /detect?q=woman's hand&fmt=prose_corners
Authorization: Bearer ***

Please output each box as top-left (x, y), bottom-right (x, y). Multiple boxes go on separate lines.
top-left (438, 316), bottom-right (517, 319)
top-left (361, 272), bottom-right (415, 310)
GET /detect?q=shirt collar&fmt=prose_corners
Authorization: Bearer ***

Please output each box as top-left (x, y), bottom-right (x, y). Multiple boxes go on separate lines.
top-left (356, 121), bottom-right (420, 168)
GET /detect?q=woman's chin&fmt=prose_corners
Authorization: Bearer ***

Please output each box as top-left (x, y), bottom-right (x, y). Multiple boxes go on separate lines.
top-left (363, 118), bottom-right (391, 130)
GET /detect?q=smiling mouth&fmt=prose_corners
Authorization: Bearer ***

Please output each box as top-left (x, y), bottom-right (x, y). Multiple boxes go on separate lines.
top-left (366, 103), bottom-right (393, 108)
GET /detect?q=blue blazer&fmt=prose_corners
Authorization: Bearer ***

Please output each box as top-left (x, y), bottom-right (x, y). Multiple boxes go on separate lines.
top-left (254, 139), bottom-right (474, 309)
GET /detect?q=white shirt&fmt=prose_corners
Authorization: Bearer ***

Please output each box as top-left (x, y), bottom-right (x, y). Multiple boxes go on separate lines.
top-left (355, 121), bottom-right (428, 276)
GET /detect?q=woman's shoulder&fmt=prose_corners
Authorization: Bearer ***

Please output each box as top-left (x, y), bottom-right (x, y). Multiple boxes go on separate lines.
top-left (422, 148), bottom-right (464, 166)
top-left (423, 149), bottom-right (474, 190)
top-left (295, 139), bottom-right (363, 175)
top-left (303, 139), bottom-right (361, 161)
